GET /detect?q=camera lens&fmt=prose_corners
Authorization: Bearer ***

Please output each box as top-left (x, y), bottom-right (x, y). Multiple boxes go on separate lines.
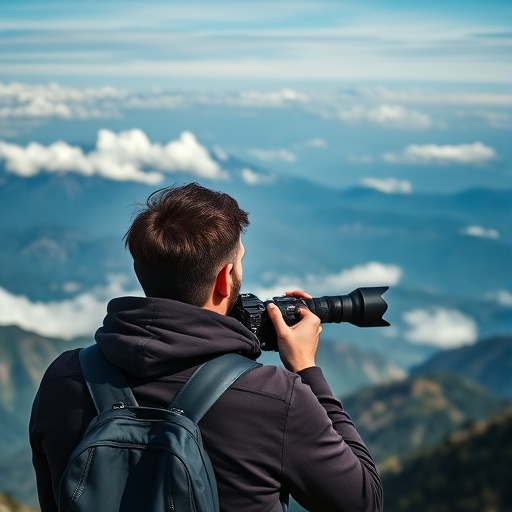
top-left (304, 287), bottom-right (390, 327)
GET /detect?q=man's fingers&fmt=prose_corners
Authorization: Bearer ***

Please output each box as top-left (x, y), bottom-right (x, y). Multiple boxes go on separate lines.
top-left (296, 307), bottom-right (322, 332)
top-left (266, 303), bottom-right (290, 337)
top-left (284, 290), bottom-right (313, 299)
top-left (267, 303), bottom-right (322, 337)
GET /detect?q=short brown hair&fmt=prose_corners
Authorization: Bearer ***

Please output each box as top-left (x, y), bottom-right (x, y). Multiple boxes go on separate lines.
top-left (124, 182), bottom-right (249, 306)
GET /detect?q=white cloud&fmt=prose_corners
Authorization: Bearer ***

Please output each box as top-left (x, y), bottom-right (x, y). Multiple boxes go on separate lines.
top-left (0, 129), bottom-right (226, 183)
top-left (486, 290), bottom-right (512, 307)
top-left (240, 167), bottom-right (275, 185)
top-left (460, 225), bottom-right (500, 239)
top-left (311, 262), bottom-right (402, 291)
top-left (0, 275), bottom-right (142, 340)
top-left (403, 308), bottom-right (478, 348)
top-left (383, 142), bottom-right (497, 166)
top-left (476, 110), bottom-right (511, 129)
top-left (337, 104), bottom-right (432, 130)
top-left (248, 148), bottom-right (297, 163)
top-left (456, 109), bottom-right (511, 130)
top-left (305, 138), bottom-right (328, 148)
top-left (361, 177), bottom-right (413, 194)
top-left (249, 262), bottom-right (402, 299)
top-left (211, 145), bottom-right (229, 162)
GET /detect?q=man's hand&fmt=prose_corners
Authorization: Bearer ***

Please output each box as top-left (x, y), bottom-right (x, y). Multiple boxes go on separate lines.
top-left (266, 290), bottom-right (322, 373)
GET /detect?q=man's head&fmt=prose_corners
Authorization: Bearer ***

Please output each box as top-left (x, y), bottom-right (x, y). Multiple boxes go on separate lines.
top-left (124, 182), bottom-right (249, 310)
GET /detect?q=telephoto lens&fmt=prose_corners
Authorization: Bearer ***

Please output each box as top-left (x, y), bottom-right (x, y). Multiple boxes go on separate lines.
top-left (229, 287), bottom-right (390, 351)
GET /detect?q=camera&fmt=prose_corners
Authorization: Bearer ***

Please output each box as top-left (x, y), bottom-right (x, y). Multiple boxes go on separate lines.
top-left (229, 287), bottom-right (390, 351)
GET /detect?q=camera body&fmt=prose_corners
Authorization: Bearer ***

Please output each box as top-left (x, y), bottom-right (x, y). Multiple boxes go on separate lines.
top-left (229, 287), bottom-right (389, 351)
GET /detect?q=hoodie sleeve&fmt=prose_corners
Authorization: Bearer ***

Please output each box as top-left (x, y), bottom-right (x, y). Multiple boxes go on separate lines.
top-left (30, 385), bottom-right (58, 512)
top-left (29, 349), bottom-right (95, 512)
top-left (280, 366), bottom-right (383, 512)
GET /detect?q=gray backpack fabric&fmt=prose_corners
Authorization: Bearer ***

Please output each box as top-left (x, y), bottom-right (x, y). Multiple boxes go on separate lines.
top-left (58, 345), bottom-right (259, 512)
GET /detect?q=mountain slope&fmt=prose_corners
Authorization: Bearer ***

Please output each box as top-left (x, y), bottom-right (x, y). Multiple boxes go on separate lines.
top-left (0, 450), bottom-right (38, 510)
top-left (342, 373), bottom-right (508, 464)
top-left (0, 325), bottom-right (85, 412)
top-left (381, 408), bottom-right (512, 512)
top-left (0, 492), bottom-right (37, 512)
top-left (0, 326), bottom-right (86, 458)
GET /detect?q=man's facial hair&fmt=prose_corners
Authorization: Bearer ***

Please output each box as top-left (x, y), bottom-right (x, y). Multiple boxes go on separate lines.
top-left (227, 270), bottom-right (241, 314)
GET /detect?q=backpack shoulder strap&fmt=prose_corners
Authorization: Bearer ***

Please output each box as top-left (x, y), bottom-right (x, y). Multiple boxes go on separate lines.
top-left (170, 353), bottom-right (261, 423)
top-left (79, 344), bottom-right (138, 414)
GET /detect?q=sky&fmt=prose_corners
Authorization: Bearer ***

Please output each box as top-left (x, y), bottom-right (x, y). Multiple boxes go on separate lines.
top-left (1, 1), bottom-right (510, 179)
top-left (0, 0), bottom-right (510, 195)
top-left (1, 0), bottom-right (511, 87)
top-left (0, 1), bottom-right (510, 347)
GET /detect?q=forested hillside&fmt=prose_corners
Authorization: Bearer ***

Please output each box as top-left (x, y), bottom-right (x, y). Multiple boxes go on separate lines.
top-left (381, 408), bottom-right (512, 512)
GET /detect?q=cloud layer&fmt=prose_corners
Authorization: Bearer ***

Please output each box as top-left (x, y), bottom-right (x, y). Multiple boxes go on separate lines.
top-left (2, 83), bottom-right (511, 127)
top-left (0, 129), bottom-right (225, 183)
top-left (0, 83), bottom-right (312, 120)
top-left (0, 82), bottom-right (126, 119)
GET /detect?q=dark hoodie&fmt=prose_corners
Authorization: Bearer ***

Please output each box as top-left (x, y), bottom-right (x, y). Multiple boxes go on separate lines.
top-left (30, 296), bottom-right (383, 512)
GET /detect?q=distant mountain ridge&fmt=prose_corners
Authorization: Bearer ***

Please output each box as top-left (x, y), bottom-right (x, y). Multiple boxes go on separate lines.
top-left (411, 335), bottom-right (512, 399)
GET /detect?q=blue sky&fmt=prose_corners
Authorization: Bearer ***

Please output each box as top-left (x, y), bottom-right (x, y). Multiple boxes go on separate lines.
top-left (0, 1), bottom-right (510, 192)
top-left (1, 0), bottom-right (511, 87)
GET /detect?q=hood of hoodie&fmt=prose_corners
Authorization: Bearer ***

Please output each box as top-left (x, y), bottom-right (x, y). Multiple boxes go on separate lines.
top-left (95, 296), bottom-right (261, 377)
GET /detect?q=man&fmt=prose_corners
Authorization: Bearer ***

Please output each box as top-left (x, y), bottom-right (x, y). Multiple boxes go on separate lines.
top-left (30, 182), bottom-right (383, 512)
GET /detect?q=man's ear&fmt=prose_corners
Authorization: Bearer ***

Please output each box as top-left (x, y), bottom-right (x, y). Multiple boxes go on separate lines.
top-left (214, 263), bottom-right (233, 298)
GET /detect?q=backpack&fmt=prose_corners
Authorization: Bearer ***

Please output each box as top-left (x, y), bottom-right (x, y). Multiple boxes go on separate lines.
top-left (58, 344), bottom-right (260, 512)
